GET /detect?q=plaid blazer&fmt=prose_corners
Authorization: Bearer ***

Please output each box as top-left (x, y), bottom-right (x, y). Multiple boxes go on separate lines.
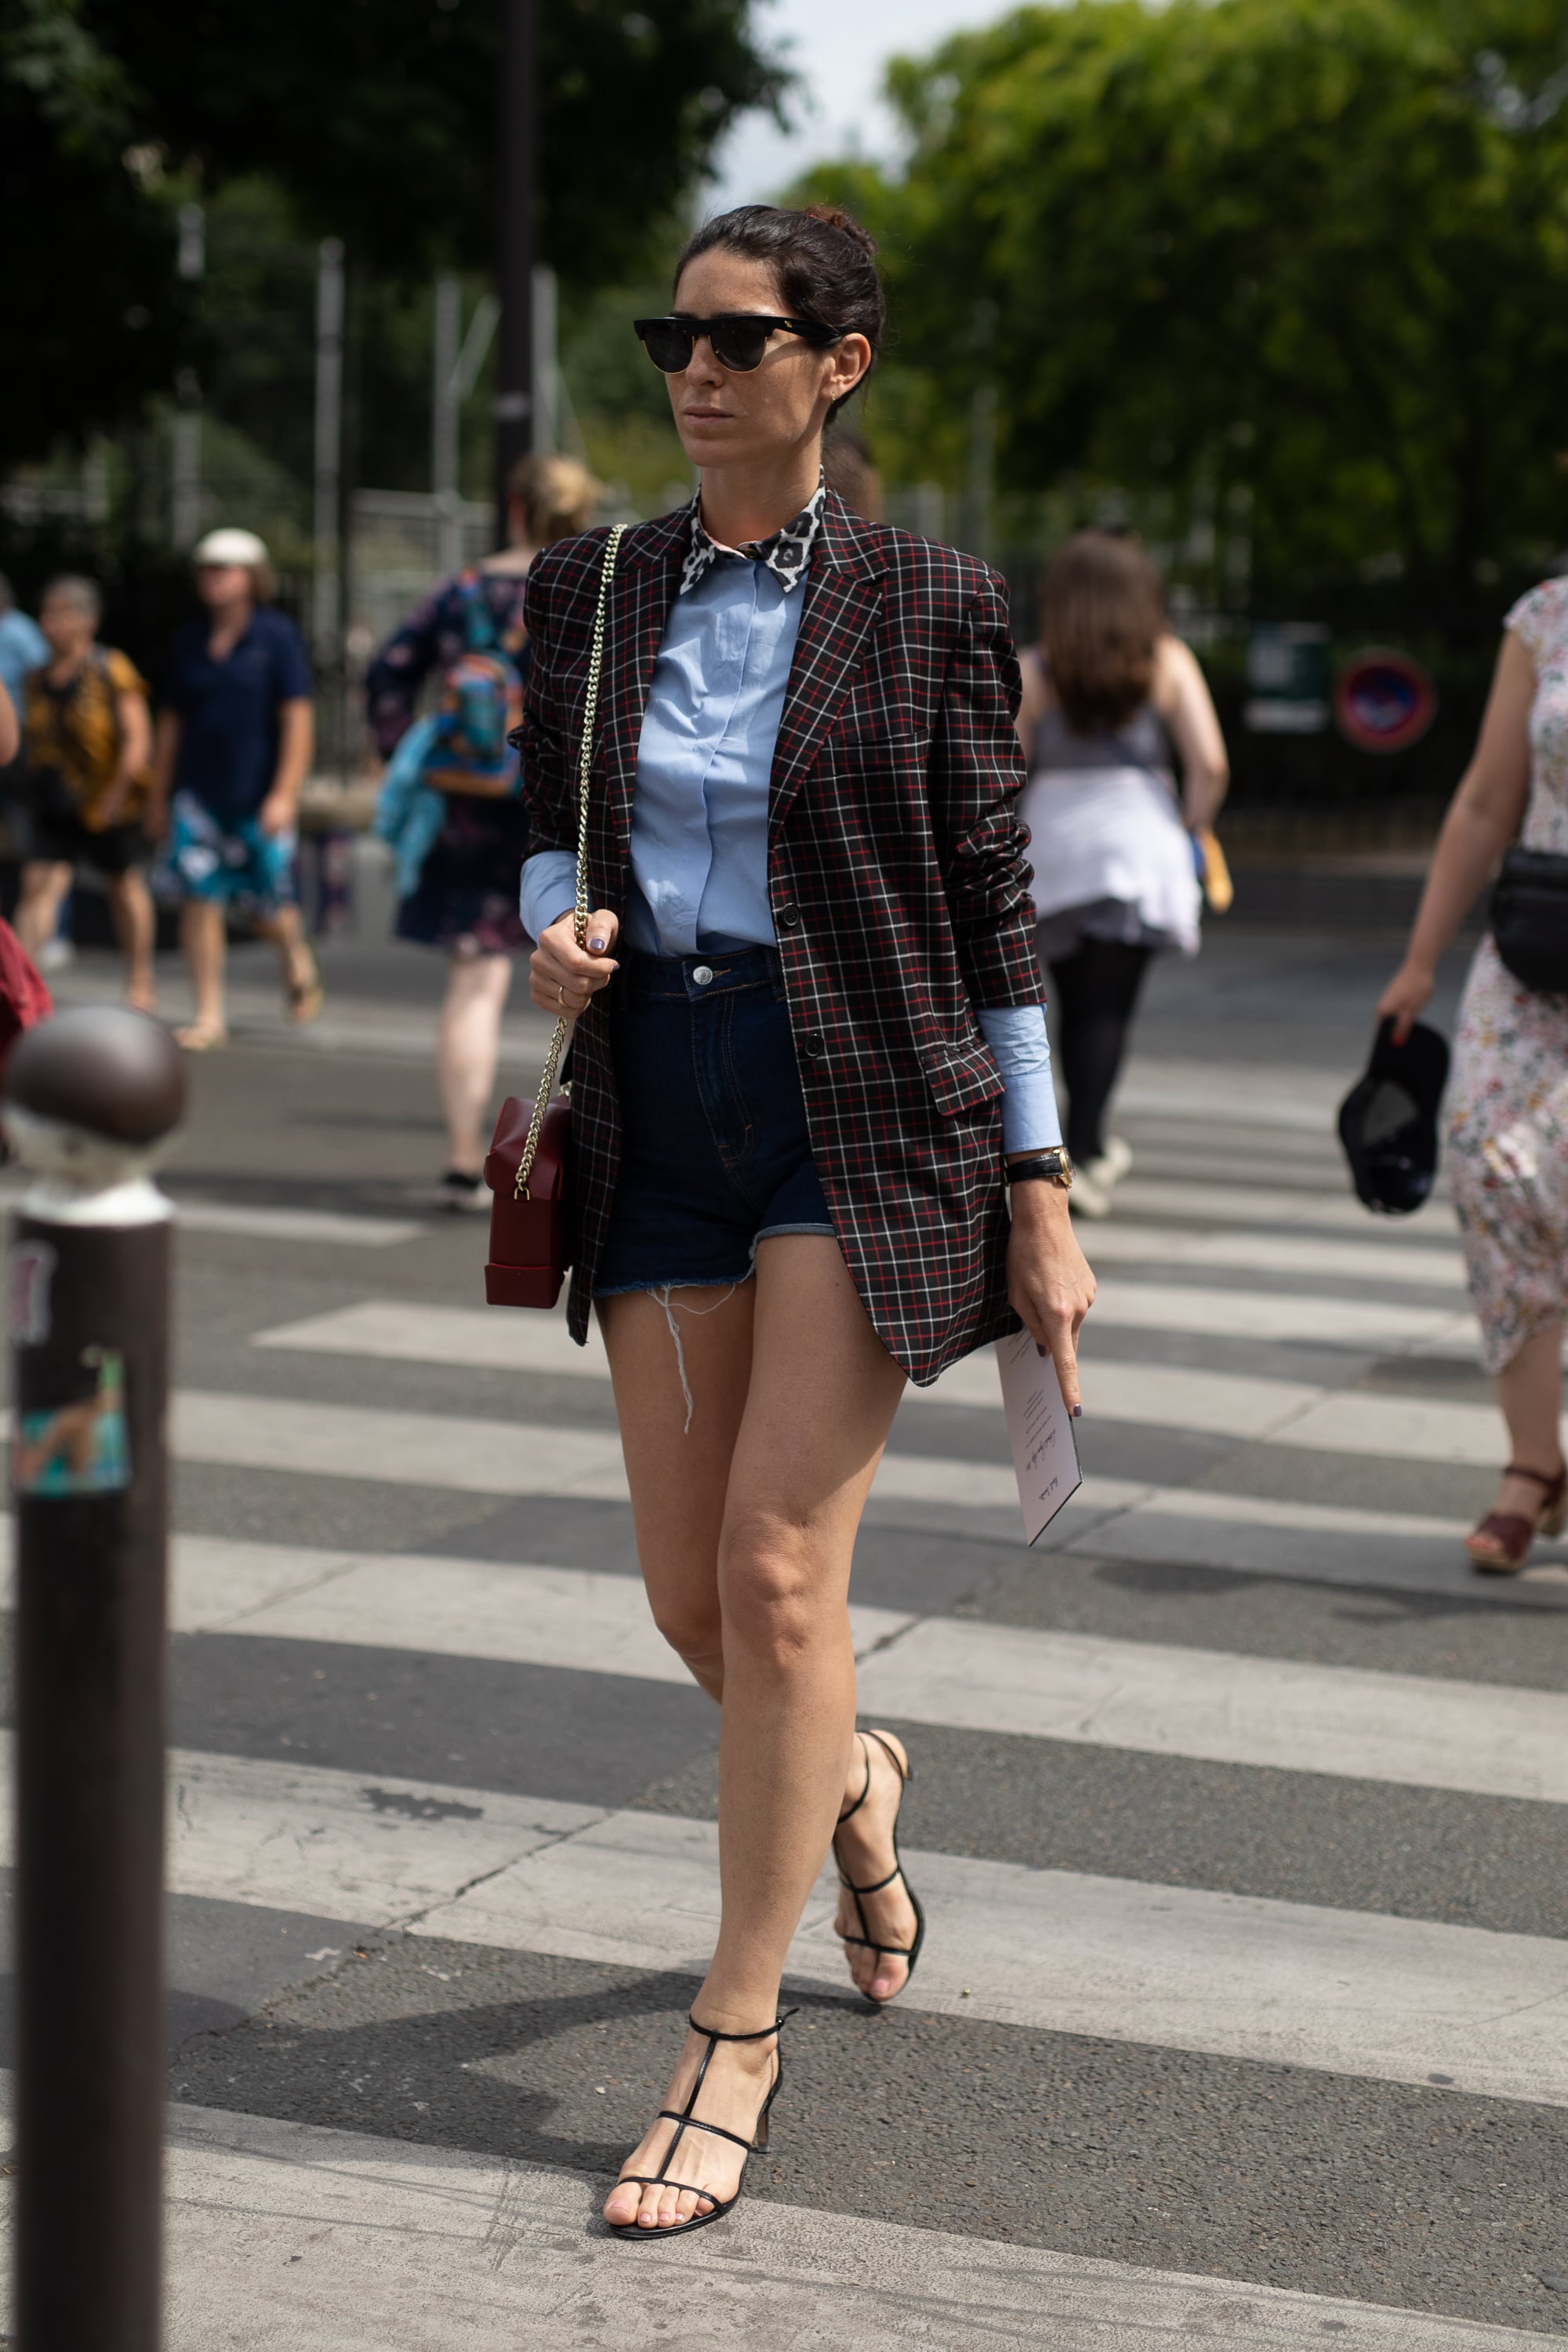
top-left (517, 488), bottom-right (1042, 1386)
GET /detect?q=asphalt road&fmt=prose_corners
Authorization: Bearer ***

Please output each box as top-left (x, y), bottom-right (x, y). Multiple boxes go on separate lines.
top-left (4, 918), bottom-right (1566, 2349)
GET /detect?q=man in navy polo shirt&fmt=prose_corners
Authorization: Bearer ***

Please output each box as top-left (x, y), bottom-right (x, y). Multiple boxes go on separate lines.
top-left (149, 528), bottom-right (323, 1049)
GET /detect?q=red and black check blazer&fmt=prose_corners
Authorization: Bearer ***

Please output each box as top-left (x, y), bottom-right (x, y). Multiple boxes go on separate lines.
top-left (517, 487), bottom-right (1042, 1386)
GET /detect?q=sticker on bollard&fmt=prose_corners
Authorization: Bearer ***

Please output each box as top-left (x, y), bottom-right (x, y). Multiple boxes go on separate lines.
top-left (15, 1343), bottom-right (132, 1495)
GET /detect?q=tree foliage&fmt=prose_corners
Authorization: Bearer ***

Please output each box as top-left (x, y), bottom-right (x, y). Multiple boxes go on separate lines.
top-left (808, 0), bottom-right (1568, 601)
top-left (82, 0), bottom-right (787, 282)
top-left (0, 0), bottom-right (187, 472)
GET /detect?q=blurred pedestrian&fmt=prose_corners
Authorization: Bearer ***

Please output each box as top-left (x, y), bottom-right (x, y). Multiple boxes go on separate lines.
top-left (148, 528), bottom-right (320, 1052)
top-left (0, 572), bottom-right (46, 749)
top-left (1016, 530), bottom-right (1229, 1215)
top-left (367, 452), bottom-right (600, 1211)
top-left (13, 575), bottom-right (158, 1011)
top-left (1378, 575), bottom-right (1568, 1573)
top-left (524, 200), bottom-right (1093, 2241)
top-left (0, 676), bottom-right (16, 768)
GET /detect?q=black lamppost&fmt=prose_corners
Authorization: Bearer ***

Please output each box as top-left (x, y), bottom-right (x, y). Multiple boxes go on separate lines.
top-left (494, 0), bottom-right (539, 543)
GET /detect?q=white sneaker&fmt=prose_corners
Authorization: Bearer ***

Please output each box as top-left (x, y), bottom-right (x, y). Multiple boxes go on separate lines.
top-left (1087, 1136), bottom-right (1134, 1188)
top-left (437, 1170), bottom-right (489, 1214)
top-left (1068, 1167), bottom-right (1113, 1219)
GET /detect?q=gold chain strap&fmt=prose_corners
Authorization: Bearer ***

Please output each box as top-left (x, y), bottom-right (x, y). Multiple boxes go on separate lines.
top-left (514, 523), bottom-right (626, 1200)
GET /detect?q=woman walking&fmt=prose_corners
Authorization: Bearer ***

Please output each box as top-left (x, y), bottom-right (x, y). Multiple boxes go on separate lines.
top-left (1015, 532), bottom-right (1228, 1214)
top-left (368, 455), bottom-right (599, 1209)
top-left (149, 528), bottom-right (320, 1051)
top-left (517, 202), bottom-right (1094, 2239)
top-left (1379, 576), bottom-right (1568, 1572)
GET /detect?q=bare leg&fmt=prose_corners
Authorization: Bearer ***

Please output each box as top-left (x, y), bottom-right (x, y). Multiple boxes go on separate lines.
top-left (13, 863), bottom-right (73, 960)
top-left (1473, 1322), bottom-right (1565, 1551)
top-left (103, 869), bottom-right (157, 1011)
top-left (435, 951), bottom-right (513, 1176)
top-left (176, 898), bottom-right (227, 1046)
top-left (599, 1236), bottom-right (907, 2233)
top-left (256, 903), bottom-right (321, 1019)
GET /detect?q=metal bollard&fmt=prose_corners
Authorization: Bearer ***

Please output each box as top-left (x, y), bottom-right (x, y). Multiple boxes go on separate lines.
top-left (5, 1008), bottom-right (186, 2352)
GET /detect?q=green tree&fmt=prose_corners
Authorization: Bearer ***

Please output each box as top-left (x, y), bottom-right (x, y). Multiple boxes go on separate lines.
top-left (807, 0), bottom-right (1568, 603)
top-left (0, 0), bottom-right (187, 472)
top-left (82, 0), bottom-right (788, 282)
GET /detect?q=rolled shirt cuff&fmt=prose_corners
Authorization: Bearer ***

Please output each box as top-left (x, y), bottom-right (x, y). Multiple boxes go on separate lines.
top-left (519, 848), bottom-right (578, 942)
top-left (977, 1003), bottom-right (1063, 1156)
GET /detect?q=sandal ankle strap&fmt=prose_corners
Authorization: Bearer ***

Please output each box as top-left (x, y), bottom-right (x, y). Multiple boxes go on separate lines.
top-left (1504, 1461), bottom-right (1567, 1490)
top-left (687, 2007), bottom-right (796, 2042)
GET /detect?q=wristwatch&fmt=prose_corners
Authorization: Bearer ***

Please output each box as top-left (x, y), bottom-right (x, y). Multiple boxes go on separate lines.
top-left (1005, 1148), bottom-right (1074, 1190)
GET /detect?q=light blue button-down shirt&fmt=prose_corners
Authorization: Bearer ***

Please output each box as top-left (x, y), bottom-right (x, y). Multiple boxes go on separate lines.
top-left (520, 549), bottom-right (1060, 1153)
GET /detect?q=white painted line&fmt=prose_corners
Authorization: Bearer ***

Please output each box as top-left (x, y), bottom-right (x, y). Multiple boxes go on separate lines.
top-left (1113, 1174), bottom-right (1462, 1239)
top-left (1083, 1221), bottom-right (1466, 1292)
top-left (147, 1526), bottom-right (1568, 1804)
top-left (855, 1618), bottom-right (1568, 1803)
top-left (1081, 1279), bottom-right (1472, 1351)
top-left (5, 1734), bottom-right (1563, 2110)
top-left (158, 1531), bottom-right (910, 1682)
top-left (174, 1199), bottom-right (423, 1246)
top-left (255, 1303), bottom-right (1483, 1442)
top-left (108, 2100), bottom-right (1554, 2350)
top-left (420, 1808), bottom-right (1568, 2109)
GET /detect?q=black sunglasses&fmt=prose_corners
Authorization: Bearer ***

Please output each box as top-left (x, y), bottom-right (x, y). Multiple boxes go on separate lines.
top-left (633, 313), bottom-right (837, 375)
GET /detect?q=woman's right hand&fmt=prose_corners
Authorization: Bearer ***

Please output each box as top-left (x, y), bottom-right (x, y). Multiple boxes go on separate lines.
top-left (1376, 958), bottom-right (1436, 1044)
top-left (529, 907), bottom-right (620, 1018)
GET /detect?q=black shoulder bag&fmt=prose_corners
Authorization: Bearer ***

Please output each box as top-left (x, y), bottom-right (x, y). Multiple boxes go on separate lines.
top-left (1491, 845), bottom-right (1568, 996)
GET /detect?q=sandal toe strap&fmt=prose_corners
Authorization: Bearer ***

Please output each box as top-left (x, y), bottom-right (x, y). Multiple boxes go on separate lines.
top-left (656, 2110), bottom-right (757, 2156)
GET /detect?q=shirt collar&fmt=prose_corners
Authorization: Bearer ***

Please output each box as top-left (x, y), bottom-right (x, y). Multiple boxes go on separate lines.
top-left (678, 477), bottom-right (826, 598)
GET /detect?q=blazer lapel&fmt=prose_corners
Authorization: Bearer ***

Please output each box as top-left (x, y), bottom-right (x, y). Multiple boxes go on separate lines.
top-left (769, 490), bottom-right (884, 837)
top-left (598, 509), bottom-right (684, 869)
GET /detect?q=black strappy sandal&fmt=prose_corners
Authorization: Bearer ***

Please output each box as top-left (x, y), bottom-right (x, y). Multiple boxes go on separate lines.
top-left (833, 1728), bottom-right (926, 2005)
top-left (606, 2008), bottom-right (793, 2241)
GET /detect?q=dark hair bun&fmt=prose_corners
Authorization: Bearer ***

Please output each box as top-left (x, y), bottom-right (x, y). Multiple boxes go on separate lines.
top-left (676, 202), bottom-right (886, 419)
top-left (801, 203), bottom-right (877, 260)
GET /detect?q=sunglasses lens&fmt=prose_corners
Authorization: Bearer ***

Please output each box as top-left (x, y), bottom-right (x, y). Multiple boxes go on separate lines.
top-left (641, 322), bottom-right (694, 372)
top-left (710, 321), bottom-right (771, 371)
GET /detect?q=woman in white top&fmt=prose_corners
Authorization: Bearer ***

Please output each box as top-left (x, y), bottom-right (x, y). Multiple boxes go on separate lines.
top-left (1016, 532), bottom-right (1228, 1213)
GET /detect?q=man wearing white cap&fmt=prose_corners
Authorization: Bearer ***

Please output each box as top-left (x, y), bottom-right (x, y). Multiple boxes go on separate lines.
top-left (147, 528), bottom-right (322, 1048)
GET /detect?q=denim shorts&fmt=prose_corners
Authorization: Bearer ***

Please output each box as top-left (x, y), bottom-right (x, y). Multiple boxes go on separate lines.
top-left (594, 946), bottom-right (835, 1296)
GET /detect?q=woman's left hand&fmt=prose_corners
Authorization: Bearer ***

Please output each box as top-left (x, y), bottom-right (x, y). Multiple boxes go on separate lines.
top-left (1006, 1182), bottom-right (1097, 1414)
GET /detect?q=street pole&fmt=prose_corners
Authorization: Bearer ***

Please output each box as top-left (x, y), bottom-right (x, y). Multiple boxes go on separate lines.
top-left (494, 0), bottom-right (539, 543)
top-left (5, 1007), bottom-right (187, 2352)
top-left (433, 271), bottom-right (464, 578)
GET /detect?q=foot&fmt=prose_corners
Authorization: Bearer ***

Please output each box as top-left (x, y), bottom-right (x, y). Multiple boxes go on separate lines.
top-left (1084, 1136), bottom-right (1133, 1190)
top-left (1068, 1167), bottom-right (1112, 1219)
top-left (602, 2020), bottom-right (779, 2234)
top-left (173, 1021), bottom-right (227, 1053)
top-left (437, 1169), bottom-right (488, 1214)
top-left (124, 977), bottom-right (158, 1016)
top-left (833, 1730), bottom-right (918, 2002)
top-left (285, 945), bottom-right (324, 1025)
top-left (1467, 1461), bottom-right (1566, 1568)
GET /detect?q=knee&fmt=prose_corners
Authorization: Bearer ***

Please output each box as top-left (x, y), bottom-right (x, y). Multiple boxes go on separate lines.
top-left (647, 1588), bottom-right (723, 1671)
top-left (717, 1517), bottom-right (824, 1672)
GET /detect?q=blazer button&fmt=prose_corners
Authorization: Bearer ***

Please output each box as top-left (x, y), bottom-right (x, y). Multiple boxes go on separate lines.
top-left (802, 1031), bottom-right (824, 1059)
top-left (779, 902), bottom-right (802, 931)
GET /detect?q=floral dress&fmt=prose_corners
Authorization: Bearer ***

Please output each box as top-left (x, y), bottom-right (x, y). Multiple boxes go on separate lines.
top-left (1446, 577), bottom-right (1568, 1374)
top-left (365, 566), bottom-right (531, 955)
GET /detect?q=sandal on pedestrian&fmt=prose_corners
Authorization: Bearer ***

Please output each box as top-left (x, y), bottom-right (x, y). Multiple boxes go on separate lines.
top-left (173, 1022), bottom-right (227, 1053)
top-left (1465, 1461), bottom-right (1568, 1573)
top-left (607, 2009), bottom-right (793, 2242)
top-left (833, 1728), bottom-right (926, 2005)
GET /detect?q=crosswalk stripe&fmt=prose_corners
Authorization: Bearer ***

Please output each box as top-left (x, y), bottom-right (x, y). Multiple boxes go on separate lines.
top-left (1081, 1221), bottom-right (1467, 1290)
top-left (253, 1307), bottom-right (1505, 1452)
top-left (17, 1740), bottom-right (1549, 2107)
top-left (132, 2099), bottom-right (1556, 2352)
top-left (1112, 1174), bottom-right (1461, 1239)
top-left (161, 1376), bottom-right (1519, 1497)
top-left (144, 1528), bottom-right (1568, 1800)
top-left (0, 1185), bottom-right (420, 1247)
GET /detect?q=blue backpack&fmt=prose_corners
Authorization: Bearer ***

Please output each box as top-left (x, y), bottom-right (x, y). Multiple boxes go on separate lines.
top-left (417, 572), bottom-right (529, 797)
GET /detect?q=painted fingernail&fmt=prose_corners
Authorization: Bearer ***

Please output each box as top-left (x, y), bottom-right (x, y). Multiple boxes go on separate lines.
top-left (588, 935), bottom-right (608, 952)
top-left (1072, 1405), bottom-right (1083, 1418)
top-left (1036, 1345), bottom-right (1047, 1359)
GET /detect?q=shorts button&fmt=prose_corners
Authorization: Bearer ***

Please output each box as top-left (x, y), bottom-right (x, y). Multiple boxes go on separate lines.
top-left (802, 1030), bottom-right (824, 1058)
top-left (691, 964), bottom-right (713, 986)
top-left (779, 902), bottom-right (801, 931)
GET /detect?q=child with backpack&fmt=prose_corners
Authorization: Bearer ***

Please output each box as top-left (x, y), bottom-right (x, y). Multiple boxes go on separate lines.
top-left (15, 575), bottom-right (158, 1012)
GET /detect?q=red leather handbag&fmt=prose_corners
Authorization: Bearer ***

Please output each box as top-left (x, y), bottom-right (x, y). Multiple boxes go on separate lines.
top-left (485, 524), bottom-right (624, 1309)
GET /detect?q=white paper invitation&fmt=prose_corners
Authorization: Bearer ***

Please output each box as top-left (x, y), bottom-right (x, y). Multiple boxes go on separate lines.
top-left (994, 1327), bottom-right (1083, 1544)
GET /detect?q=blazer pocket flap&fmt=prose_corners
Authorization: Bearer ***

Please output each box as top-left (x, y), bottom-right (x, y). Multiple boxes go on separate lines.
top-left (920, 1037), bottom-right (1004, 1117)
